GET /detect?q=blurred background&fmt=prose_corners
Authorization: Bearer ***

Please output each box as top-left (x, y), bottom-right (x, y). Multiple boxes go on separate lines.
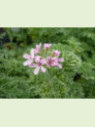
top-left (0, 28), bottom-right (95, 98)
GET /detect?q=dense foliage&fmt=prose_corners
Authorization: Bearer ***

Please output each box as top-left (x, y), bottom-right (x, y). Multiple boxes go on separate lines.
top-left (0, 28), bottom-right (95, 98)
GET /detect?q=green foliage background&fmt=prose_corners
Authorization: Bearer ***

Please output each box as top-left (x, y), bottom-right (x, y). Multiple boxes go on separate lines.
top-left (0, 28), bottom-right (95, 98)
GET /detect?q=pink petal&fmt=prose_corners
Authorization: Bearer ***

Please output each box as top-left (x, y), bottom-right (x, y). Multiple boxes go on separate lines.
top-left (23, 54), bottom-right (30, 59)
top-left (35, 43), bottom-right (41, 53)
top-left (44, 43), bottom-right (51, 50)
top-left (41, 66), bottom-right (46, 72)
top-left (51, 62), bottom-right (57, 66)
top-left (30, 49), bottom-right (35, 58)
top-left (52, 57), bottom-right (58, 62)
top-left (23, 60), bottom-right (31, 66)
top-left (57, 64), bottom-right (62, 69)
top-left (34, 67), bottom-right (40, 75)
top-left (35, 56), bottom-right (41, 62)
top-left (47, 56), bottom-right (50, 61)
top-left (29, 64), bottom-right (36, 68)
top-left (41, 58), bottom-right (46, 65)
top-left (58, 58), bottom-right (64, 62)
top-left (53, 50), bottom-right (60, 57)
top-left (47, 56), bottom-right (57, 66)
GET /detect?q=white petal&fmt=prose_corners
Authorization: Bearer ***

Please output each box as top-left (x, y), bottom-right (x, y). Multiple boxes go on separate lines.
top-left (29, 64), bottom-right (36, 68)
top-left (58, 58), bottom-right (64, 62)
top-left (41, 66), bottom-right (46, 72)
top-left (23, 54), bottom-right (30, 59)
top-left (23, 60), bottom-right (31, 66)
top-left (34, 67), bottom-right (40, 75)
top-left (35, 56), bottom-right (41, 62)
top-left (57, 64), bottom-right (62, 69)
top-left (41, 58), bottom-right (46, 65)
top-left (30, 49), bottom-right (35, 58)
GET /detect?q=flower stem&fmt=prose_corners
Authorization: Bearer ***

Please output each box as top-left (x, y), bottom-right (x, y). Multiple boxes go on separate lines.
top-left (46, 70), bottom-right (56, 98)
top-left (46, 70), bottom-right (52, 85)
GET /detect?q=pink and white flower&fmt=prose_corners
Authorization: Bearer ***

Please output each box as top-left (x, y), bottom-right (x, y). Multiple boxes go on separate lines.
top-left (56, 58), bottom-right (64, 68)
top-left (34, 58), bottom-right (46, 75)
top-left (47, 56), bottom-right (57, 67)
top-left (47, 56), bottom-right (64, 69)
top-left (35, 43), bottom-right (41, 53)
top-left (58, 58), bottom-right (64, 62)
top-left (53, 50), bottom-right (60, 57)
top-left (23, 49), bottom-right (35, 66)
top-left (23, 43), bottom-right (64, 75)
top-left (44, 43), bottom-right (51, 51)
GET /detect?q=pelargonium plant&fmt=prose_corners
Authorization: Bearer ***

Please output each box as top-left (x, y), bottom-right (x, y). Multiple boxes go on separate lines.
top-left (23, 43), bottom-right (64, 75)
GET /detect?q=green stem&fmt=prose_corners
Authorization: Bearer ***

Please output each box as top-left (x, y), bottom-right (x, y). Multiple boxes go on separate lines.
top-left (46, 70), bottom-right (56, 98)
top-left (46, 70), bottom-right (52, 85)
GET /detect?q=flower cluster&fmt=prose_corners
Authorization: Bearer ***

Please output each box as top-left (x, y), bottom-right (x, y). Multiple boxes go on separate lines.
top-left (23, 43), bottom-right (64, 75)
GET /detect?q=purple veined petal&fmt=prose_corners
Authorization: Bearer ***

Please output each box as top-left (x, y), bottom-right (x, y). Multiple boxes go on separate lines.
top-left (52, 57), bottom-right (58, 62)
top-left (29, 64), bottom-right (37, 68)
top-left (46, 63), bottom-right (50, 68)
top-left (51, 62), bottom-right (57, 66)
top-left (41, 66), bottom-right (46, 72)
top-left (34, 67), bottom-right (40, 75)
top-left (44, 43), bottom-right (51, 48)
top-left (57, 64), bottom-right (62, 69)
top-left (30, 49), bottom-right (35, 58)
top-left (35, 43), bottom-right (42, 53)
top-left (23, 60), bottom-right (31, 66)
top-left (58, 58), bottom-right (64, 62)
top-left (44, 43), bottom-right (51, 50)
top-left (23, 54), bottom-right (30, 59)
top-left (34, 48), bottom-right (37, 54)
top-left (47, 56), bottom-right (57, 66)
top-left (47, 56), bottom-right (50, 61)
top-left (51, 58), bottom-right (58, 66)
top-left (53, 50), bottom-right (60, 57)
top-left (41, 58), bottom-right (46, 65)
top-left (35, 56), bottom-right (41, 62)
